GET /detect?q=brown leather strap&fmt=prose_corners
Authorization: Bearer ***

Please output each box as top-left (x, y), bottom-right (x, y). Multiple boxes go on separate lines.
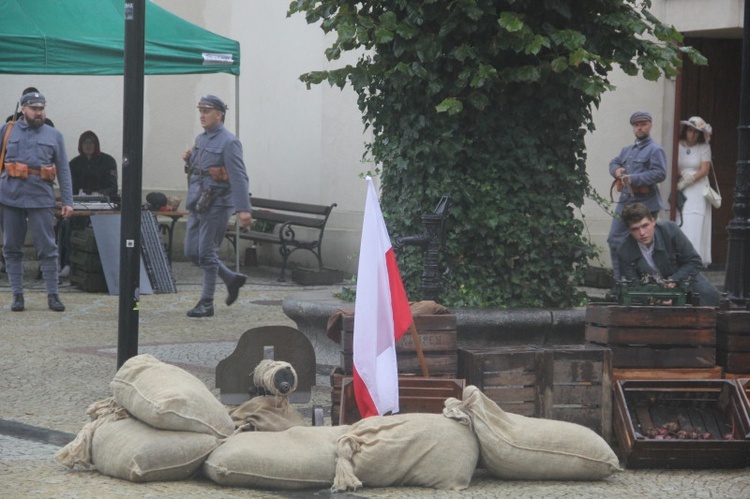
top-left (0, 121), bottom-right (15, 175)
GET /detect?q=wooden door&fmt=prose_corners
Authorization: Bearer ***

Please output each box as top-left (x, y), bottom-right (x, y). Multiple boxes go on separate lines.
top-left (679, 37), bottom-right (742, 267)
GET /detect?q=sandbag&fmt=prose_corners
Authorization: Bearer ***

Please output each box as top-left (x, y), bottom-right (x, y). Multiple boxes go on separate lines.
top-left (443, 385), bottom-right (622, 480)
top-left (333, 412), bottom-right (478, 491)
top-left (92, 417), bottom-right (220, 482)
top-left (110, 354), bottom-right (234, 438)
top-left (203, 425), bottom-right (349, 489)
top-left (56, 397), bottom-right (128, 469)
top-left (230, 395), bottom-right (306, 432)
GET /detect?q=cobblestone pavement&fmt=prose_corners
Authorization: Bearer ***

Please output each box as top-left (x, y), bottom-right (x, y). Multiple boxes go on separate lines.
top-left (1, 262), bottom-right (748, 498)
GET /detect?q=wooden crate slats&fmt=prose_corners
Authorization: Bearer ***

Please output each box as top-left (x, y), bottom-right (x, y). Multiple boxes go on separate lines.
top-left (609, 345), bottom-right (716, 369)
top-left (716, 311), bottom-right (750, 373)
top-left (716, 310), bottom-right (750, 334)
top-left (717, 350), bottom-right (750, 374)
top-left (339, 314), bottom-right (458, 377)
top-left (586, 325), bottom-right (716, 346)
top-left (586, 305), bottom-right (717, 329)
top-left (481, 370), bottom-right (537, 387)
top-left (613, 367), bottom-right (723, 381)
top-left (340, 352), bottom-right (457, 376)
top-left (340, 330), bottom-right (456, 354)
top-left (718, 333), bottom-right (750, 352)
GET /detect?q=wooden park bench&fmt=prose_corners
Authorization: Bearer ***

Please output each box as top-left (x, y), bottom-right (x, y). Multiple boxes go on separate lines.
top-left (225, 196), bottom-right (337, 281)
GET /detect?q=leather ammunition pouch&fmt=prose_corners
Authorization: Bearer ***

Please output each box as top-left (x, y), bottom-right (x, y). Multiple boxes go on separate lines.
top-left (208, 166), bottom-right (229, 182)
top-left (39, 165), bottom-right (57, 181)
top-left (5, 162), bottom-right (29, 179)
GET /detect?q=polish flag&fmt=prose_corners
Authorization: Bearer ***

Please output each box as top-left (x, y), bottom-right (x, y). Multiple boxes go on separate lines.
top-left (352, 177), bottom-right (413, 418)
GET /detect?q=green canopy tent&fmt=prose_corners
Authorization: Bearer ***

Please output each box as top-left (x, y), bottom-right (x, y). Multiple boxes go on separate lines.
top-left (0, 0), bottom-right (240, 76)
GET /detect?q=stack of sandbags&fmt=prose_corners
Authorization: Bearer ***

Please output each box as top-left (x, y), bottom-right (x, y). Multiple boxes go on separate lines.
top-left (443, 385), bottom-right (622, 481)
top-left (57, 354), bottom-right (234, 482)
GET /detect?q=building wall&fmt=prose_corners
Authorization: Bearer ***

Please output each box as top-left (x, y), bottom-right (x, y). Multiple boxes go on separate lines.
top-left (0, 0), bottom-right (743, 275)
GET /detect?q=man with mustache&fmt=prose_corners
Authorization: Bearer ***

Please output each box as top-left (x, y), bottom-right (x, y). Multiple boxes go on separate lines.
top-left (0, 92), bottom-right (74, 312)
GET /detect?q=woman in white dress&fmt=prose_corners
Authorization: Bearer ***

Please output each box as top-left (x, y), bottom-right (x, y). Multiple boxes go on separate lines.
top-left (676, 116), bottom-right (713, 267)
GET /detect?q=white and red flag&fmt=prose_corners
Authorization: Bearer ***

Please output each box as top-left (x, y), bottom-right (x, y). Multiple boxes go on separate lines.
top-left (352, 176), bottom-right (413, 418)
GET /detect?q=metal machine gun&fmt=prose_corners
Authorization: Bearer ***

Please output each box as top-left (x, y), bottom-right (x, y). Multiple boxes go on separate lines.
top-left (609, 275), bottom-right (697, 306)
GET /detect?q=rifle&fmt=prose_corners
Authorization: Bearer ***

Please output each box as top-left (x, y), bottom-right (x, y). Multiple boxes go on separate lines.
top-left (0, 102), bottom-right (20, 175)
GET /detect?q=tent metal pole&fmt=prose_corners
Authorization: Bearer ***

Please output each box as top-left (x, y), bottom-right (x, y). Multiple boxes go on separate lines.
top-left (235, 75), bottom-right (241, 271)
top-left (118, 0), bottom-right (146, 368)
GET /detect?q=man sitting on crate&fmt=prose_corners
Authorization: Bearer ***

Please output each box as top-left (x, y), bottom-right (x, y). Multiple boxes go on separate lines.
top-left (616, 203), bottom-right (720, 306)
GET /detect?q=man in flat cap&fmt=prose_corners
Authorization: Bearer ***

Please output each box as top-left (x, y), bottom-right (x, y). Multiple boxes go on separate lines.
top-left (0, 92), bottom-right (74, 311)
top-left (607, 110), bottom-right (667, 281)
top-left (181, 94), bottom-right (252, 318)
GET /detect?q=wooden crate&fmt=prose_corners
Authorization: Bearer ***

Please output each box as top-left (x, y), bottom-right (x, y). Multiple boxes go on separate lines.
top-left (457, 345), bottom-right (612, 440)
top-left (336, 375), bottom-right (465, 425)
top-left (613, 380), bottom-right (750, 469)
top-left (339, 314), bottom-right (457, 376)
top-left (614, 367), bottom-right (723, 381)
top-left (716, 310), bottom-right (750, 374)
top-left (586, 304), bottom-right (716, 369)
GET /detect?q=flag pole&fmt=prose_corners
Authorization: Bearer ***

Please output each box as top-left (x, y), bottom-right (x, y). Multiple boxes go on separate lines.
top-left (409, 321), bottom-right (430, 377)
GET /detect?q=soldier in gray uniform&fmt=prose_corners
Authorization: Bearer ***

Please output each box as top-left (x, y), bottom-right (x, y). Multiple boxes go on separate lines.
top-left (182, 95), bottom-right (252, 318)
top-left (0, 92), bottom-right (74, 312)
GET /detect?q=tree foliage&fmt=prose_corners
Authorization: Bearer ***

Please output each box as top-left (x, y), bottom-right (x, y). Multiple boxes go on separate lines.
top-left (288, 0), bottom-right (705, 308)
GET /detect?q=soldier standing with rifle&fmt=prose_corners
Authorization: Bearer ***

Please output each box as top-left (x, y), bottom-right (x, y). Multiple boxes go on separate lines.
top-left (0, 91), bottom-right (74, 312)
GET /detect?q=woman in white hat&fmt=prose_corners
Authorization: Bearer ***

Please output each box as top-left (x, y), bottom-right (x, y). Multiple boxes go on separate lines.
top-left (676, 116), bottom-right (713, 266)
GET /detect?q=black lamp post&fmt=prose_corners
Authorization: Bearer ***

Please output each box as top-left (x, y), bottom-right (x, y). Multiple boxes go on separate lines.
top-left (723, 0), bottom-right (750, 305)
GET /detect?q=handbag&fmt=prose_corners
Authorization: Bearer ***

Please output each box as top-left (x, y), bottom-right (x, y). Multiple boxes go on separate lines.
top-left (703, 163), bottom-right (722, 209)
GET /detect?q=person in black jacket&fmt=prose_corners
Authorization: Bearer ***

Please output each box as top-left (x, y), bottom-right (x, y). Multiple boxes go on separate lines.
top-left (616, 203), bottom-right (720, 306)
top-left (58, 131), bottom-right (118, 277)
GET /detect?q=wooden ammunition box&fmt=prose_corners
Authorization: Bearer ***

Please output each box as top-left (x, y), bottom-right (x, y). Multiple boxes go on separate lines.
top-left (586, 305), bottom-right (716, 369)
top-left (339, 314), bottom-right (457, 376)
top-left (716, 310), bottom-right (750, 374)
top-left (457, 344), bottom-right (612, 440)
top-left (614, 380), bottom-right (750, 469)
top-left (69, 227), bottom-right (107, 292)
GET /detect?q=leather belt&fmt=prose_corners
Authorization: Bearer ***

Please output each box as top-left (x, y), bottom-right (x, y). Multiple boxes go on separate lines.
top-left (187, 167), bottom-right (205, 176)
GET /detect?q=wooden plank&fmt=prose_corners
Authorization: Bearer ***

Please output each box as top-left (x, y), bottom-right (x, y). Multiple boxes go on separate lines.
top-left (481, 370), bottom-right (537, 387)
top-left (483, 386), bottom-right (537, 403)
top-left (613, 367), bottom-right (724, 381)
top-left (586, 326), bottom-right (716, 346)
top-left (586, 305), bottom-right (716, 328)
top-left (340, 330), bottom-right (456, 354)
top-left (551, 384), bottom-right (603, 406)
top-left (717, 350), bottom-right (750, 374)
top-left (610, 345), bottom-right (716, 369)
top-left (716, 310), bottom-right (750, 334)
top-left (717, 333), bottom-right (750, 352)
top-left (340, 352), bottom-right (457, 376)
